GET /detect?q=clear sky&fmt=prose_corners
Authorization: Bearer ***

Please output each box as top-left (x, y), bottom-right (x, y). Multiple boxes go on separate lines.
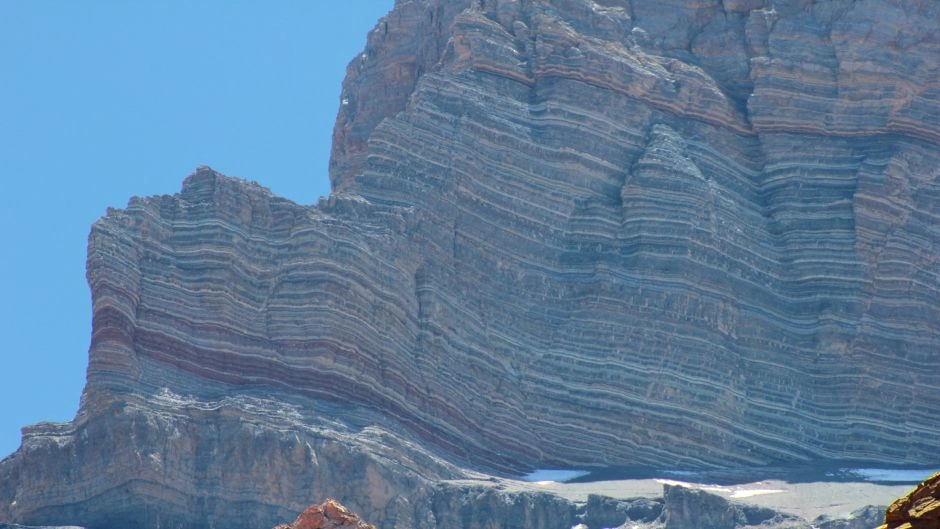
top-left (0, 1), bottom-right (394, 459)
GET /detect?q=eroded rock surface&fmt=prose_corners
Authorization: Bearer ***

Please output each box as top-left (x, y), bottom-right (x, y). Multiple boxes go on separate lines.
top-left (878, 472), bottom-right (940, 529)
top-left (814, 506), bottom-right (886, 529)
top-left (2, 0), bottom-right (939, 528)
top-left (274, 499), bottom-right (377, 529)
top-left (659, 485), bottom-right (805, 529)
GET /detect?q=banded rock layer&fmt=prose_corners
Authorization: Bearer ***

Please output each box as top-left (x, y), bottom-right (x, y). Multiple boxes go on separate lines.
top-left (3, 0), bottom-right (940, 528)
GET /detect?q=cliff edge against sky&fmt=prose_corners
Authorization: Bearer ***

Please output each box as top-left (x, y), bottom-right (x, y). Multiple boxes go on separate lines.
top-left (2, 0), bottom-right (939, 528)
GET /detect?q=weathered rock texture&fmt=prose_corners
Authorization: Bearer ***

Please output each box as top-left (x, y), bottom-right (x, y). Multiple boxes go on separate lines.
top-left (659, 485), bottom-right (805, 529)
top-left (274, 499), bottom-right (377, 529)
top-left (814, 506), bottom-right (886, 529)
top-left (662, 485), bottom-right (746, 529)
top-left (877, 472), bottom-right (940, 529)
top-left (2, 0), bottom-right (940, 528)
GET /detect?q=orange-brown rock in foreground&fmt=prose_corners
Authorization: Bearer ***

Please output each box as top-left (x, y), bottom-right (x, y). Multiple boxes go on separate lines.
top-left (274, 500), bottom-right (376, 529)
top-left (878, 472), bottom-right (940, 529)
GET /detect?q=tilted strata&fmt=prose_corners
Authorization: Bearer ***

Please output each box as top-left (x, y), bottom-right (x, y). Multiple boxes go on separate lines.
top-left (2, 0), bottom-right (940, 528)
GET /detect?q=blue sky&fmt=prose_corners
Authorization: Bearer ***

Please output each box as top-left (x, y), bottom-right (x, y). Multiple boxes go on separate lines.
top-left (0, 1), bottom-right (394, 459)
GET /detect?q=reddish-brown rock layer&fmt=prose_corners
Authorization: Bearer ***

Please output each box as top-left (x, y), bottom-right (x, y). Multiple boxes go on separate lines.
top-left (878, 472), bottom-right (940, 529)
top-left (274, 500), bottom-right (377, 529)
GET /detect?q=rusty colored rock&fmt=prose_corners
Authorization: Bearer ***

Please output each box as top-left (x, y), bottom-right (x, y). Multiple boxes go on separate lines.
top-left (273, 499), bottom-right (377, 529)
top-left (877, 472), bottom-right (940, 529)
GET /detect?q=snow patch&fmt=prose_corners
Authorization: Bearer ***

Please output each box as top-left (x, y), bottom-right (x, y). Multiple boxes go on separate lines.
top-left (655, 478), bottom-right (694, 488)
top-left (849, 468), bottom-right (939, 483)
top-left (523, 469), bottom-right (590, 482)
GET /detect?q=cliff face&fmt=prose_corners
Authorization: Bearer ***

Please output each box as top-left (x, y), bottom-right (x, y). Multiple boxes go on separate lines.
top-left (2, 0), bottom-right (939, 528)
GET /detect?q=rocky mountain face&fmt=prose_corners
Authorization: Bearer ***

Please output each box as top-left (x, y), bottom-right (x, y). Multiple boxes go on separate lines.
top-left (2, 0), bottom-right (939, 528)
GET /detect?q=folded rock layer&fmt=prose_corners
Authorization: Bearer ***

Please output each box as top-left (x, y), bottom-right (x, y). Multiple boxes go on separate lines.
top-left (2, 0), bottom-right (939, 528)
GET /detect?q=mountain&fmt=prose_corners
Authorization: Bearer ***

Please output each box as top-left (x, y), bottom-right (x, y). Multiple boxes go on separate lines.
top-left (2, 0), bottom-right (939, 528)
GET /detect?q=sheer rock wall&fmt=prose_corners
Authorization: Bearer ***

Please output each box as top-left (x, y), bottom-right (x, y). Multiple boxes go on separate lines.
top-left (2, 0), bottom-right (939, 528)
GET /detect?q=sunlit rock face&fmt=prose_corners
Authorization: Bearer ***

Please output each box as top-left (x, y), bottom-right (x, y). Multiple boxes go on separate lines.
top-left (877, 472), bottom-right (940, 529)
top-left (273, 499), bottom-right (378, 529)
top-left (2, 0), bottom-right (940, 528)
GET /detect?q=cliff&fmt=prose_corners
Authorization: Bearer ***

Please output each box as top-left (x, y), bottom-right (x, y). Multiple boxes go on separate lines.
top-left (2, 0), bottom-right (939, 528)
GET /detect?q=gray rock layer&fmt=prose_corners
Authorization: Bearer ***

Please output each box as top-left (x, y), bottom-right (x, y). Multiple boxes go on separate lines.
top-left (2, 0), bottom-right (940, 528)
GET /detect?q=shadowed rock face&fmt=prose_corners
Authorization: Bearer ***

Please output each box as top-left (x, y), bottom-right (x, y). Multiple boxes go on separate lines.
top-left (2, 0), bottom-right (940, 528)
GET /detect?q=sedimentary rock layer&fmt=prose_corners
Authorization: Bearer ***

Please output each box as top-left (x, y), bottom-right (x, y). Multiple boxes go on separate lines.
top-left (333, 0), bottom-right (940, 469)
top-left (2, 0), bottom-right (940, 528)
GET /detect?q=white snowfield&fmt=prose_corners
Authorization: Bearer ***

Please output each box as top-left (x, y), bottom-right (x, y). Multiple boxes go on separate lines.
top-left (509, 467), bottom-right (939, 520)
top-left (523, 469), bottom-right (590, 483)
top-left (849, 468), bottom-right (937, 482)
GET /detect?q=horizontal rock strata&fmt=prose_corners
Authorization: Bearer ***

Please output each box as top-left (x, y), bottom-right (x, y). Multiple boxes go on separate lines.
top-left (2, 0), bottom-right (940, 528)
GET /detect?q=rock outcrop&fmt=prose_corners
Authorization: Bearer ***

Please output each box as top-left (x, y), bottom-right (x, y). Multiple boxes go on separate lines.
top-left (2, 0), bottom-right (939, 528)
top-left (662, 485), bottom-right (745, 529)
top-left (814, 506), bottom-right (886, 529)
top-left (877, 472), bottom-right (940, 529)
top-left (659, 485), bottom-right (803, 529)
top-left (274, 500), bottom-right (377, 529)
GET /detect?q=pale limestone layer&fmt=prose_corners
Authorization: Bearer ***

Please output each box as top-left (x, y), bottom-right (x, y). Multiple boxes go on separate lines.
top-left (2, 1), bottom-right (939, 528)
